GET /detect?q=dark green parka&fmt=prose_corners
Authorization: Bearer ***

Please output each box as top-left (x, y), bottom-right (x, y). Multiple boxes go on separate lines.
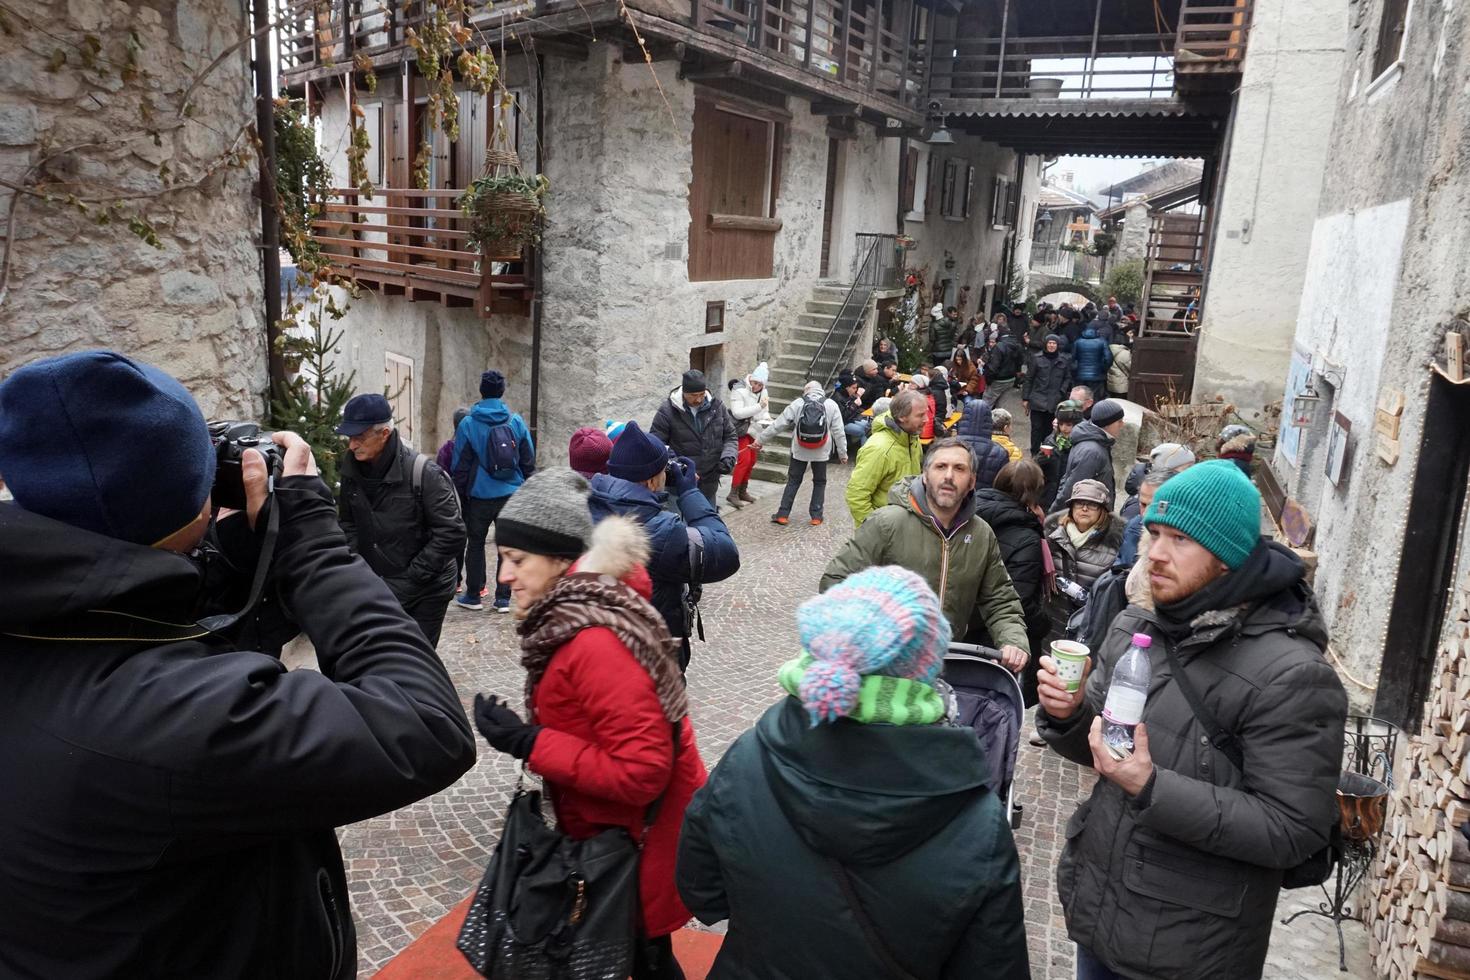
top-left (677, 698), bottom-right (1029, 980)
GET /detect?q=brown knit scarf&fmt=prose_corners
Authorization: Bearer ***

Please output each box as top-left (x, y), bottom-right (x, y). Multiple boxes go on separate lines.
top-left (517, 572), bottom-right (689, 723)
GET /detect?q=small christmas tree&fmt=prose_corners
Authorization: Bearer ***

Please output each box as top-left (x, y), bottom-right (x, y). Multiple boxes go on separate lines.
top-left (268, 291), bottom-right (356, 489)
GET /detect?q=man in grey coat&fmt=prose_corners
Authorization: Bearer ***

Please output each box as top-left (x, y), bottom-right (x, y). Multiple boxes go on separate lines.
top-left (1036, 461), bottom-right (1347, 980)
top-left (1054, 398), bottom-right (1126, 508)
top-left (651, 369), bottom-right (739, 506)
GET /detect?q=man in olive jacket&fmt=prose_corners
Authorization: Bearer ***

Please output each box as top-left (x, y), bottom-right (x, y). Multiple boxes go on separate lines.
top-left (823, 438), bottom-right (1031, 671)
top-left (845, 389), bottom-right (926, 527)
top-left (1036, 461), bottom-right (1347, 980)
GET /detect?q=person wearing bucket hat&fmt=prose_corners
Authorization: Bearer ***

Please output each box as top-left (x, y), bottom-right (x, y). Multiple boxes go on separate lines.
top-left (1043, 478), bottom-right (1124, 591)
top-left (588, 421), bottom-right (739, 672)
top-left (0, 351), bottom-right (475, 980)
top-left (1035, 459), bottom-right (1347, 980)
top-left (678, 566), bottom-right (1029, 979)
top-left (726, 363), bottom-right (772, 509)
top-left (470, 469), bottom-right (708, 979)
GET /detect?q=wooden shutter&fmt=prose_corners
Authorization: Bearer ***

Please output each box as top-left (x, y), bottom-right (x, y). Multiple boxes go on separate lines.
top-left (962, 164), bottom-right (975, 218)
top-left (924, 151), bottom-right (937, 214)
top-left (1005, 178), bottom-right (1019, 226)
top-left (903, 146), bottom-right (919, 212)
top-left (990, 175), bottom-right (1004, 226)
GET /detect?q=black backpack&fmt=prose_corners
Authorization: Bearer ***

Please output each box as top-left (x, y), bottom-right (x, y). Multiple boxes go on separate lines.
top-left (796, 398), bottom-right (830, 450)
top-left (483, 421), bottom-right (520, 476)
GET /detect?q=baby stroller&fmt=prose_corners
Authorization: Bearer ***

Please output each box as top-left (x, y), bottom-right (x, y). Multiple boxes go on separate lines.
top-left (941, 643), bottom-right (1025, 829)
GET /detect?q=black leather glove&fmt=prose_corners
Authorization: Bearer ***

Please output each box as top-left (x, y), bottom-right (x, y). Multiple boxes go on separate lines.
top-left (718, 455), bottom-right (736, 474)
top-left (670, 456), bottom-right (700, 495)
top-left (473, 693), bottom-right (541, 760)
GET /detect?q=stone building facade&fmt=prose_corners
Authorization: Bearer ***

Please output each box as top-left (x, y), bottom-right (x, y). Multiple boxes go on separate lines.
top-left (311, 44), bottom-right (1034, 463)
top-left (1192, 0), bottom-right (1349, 415)
top-left (1268, 0), bottom-right (1467, 721)
top-left (0, 0), bottom-right (267, 417)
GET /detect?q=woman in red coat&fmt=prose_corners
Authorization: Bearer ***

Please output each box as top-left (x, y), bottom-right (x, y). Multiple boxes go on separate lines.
top-left (471, 469), bottom-right (706, 980)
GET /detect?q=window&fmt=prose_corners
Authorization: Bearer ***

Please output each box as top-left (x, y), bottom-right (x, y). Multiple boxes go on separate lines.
top-left (990, 175), bottom-right (1016, 228)
top-left (905, 145), bottom-right (931, 221)
top-left (688, 98), bottom-right (785, 281)
top-left (903, 146), bottom-right (919, 214)
top-left (1372, 0), bottom-right (1411, 80)
top-left (358, 102), bottom-right (384, 184)
top-left (385, 353), bottom-right (415, 446)
top-left (940, 158), bottom-right (966, 220)
top-left (705, 301), bottom-right (725, 334)
top-left (963, 165), bottom-right (977, 219)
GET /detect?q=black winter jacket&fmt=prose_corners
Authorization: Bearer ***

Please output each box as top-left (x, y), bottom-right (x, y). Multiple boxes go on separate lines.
top-left (1039, 542), bottom-right (1348, 979)
top-left (1054, 420), bottom-right (1117, 507)
top-left (984, 336), bottom-right (1025, 382)
top-left (651, 389), bottom-right (739, 480)
top-left (339, 434), bottom-right (466, 604)
top-left (677, 698), bottom-right (1029, 979)
top-left (968, 487), bottom-right (1049, 705)
top-left (0, 479), bottom-right (476, 980)
top-left (1022, 338), bottom-right (1073, 413)
top-left (955, 399), bottom-right (1012, 489)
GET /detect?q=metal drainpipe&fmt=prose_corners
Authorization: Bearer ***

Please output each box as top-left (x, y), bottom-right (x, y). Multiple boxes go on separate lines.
top-left (528, 53), bottom-right (545, 440)
top-left (251, 0), bottom-right (286, 404)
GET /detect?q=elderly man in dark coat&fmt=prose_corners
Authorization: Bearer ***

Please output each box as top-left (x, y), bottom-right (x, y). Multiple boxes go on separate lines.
top-left (651, 369), bottom-right (739, 506)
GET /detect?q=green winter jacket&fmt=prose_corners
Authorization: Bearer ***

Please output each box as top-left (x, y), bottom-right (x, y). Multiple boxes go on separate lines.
top-left (676, 697), bottom-right (1029, 980)
top-left (845, 413), bottom-right (922, 527)
top-left (821, 476), bottom-right (1030, 651)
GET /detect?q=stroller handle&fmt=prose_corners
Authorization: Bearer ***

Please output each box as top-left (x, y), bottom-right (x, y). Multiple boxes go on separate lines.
top-left (947, 642), bottom-right (1003, 662)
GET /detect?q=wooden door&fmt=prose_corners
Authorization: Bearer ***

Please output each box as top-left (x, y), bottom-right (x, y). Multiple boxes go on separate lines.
top-left (820, 138), bottom-right (838, 278)
top-left (1128, 332), bottom-right (1199, 410)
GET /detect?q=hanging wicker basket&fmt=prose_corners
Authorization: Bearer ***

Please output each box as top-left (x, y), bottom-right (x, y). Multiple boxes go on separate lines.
top-left (467, 147), bottom-right (544, 260)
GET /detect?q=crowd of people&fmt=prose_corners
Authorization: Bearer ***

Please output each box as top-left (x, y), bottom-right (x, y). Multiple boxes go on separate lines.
top-left (0, 341), bottom-right (1348, 980)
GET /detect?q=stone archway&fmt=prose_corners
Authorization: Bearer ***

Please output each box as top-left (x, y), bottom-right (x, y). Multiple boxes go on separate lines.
top-left (1030, 277), bottom-right (1104, 306)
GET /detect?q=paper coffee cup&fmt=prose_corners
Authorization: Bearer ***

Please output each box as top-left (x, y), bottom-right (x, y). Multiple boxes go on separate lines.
top-left (1050, 640), bottom-right (1090, 692)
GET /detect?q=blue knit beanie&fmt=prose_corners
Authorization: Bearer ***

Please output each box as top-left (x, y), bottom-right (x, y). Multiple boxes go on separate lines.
top-left (1144, 459), bottom-right (1262, 570)
top-left (796, 566), bottom-right (950, 724)
top-left (480, 370), bottom-right (506, 399)
top-left (606, 420), bottom-right (669, 483)
top-left (0, 350), bottom-right (216, 546)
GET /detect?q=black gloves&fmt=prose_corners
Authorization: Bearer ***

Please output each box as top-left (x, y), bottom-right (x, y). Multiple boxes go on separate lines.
top-left (718, 455), bottom-right (736, 475)
top-left (670, 456), bottom-right (700, 496)
top-left (473, 693), bottom-right (541, 760)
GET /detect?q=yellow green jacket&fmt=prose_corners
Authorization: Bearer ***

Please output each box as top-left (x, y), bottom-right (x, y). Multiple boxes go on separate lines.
top-left (845, 412), bottom-right (923, 527)
top-left (994, 434), bottom-right (1022, 462)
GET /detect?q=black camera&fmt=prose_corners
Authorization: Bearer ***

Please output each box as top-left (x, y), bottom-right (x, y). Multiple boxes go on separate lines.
top-left (209, 421), bottom-right (283, 511)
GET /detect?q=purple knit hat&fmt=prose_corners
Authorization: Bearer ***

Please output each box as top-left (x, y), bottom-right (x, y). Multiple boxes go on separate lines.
top-left (796, 566), bottom-right (950, 724)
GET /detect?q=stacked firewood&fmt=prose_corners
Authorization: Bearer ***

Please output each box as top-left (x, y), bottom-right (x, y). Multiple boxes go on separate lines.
top-left (1369, 600), bottom-right (1470, 980)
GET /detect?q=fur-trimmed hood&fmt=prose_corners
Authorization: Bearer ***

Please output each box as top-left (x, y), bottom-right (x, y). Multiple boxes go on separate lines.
top-left (571, 514), bottom-right (654, 599)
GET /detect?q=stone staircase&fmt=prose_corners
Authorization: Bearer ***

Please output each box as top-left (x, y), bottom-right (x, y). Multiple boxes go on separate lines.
top-left (751, 281), bottom-right (871, 485)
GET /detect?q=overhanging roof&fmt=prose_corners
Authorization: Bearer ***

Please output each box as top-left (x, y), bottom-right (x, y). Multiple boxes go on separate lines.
top-left (941, 97), bottom-right (1229, 158)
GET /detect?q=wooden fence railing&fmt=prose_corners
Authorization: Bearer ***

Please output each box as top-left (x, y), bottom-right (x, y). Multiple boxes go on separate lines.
top-left (310, 186), bottom-right (532, 317)
top-left (929, 32), bottom-right (1177, 101)
top-left (1175, 0), bottom-right (1253, 72)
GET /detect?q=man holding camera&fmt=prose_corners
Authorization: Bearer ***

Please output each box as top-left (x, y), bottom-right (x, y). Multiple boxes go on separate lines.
top-left (336, 392), bottom-right (466, 646)
top-left (0, 351), bottom-right (476, 979)
top-left (587, 420), bottom-right (740, 671)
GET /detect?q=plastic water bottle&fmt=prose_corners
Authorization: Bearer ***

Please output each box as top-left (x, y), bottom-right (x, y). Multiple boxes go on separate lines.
top-left (1102, 633), bottom-right (1154, 757)
top-left (1056, 576), bottom-right (1089, 604)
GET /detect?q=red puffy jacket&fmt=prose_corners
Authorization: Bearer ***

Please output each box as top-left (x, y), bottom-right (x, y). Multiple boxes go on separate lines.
top-left (526, 564), bottom-right (708, 938)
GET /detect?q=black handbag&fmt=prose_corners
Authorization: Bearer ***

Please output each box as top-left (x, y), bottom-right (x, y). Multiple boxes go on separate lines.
top-left (455, 789), bottom-right (644, 979)
top-left (1160, 638), bottom-right (1341, 889)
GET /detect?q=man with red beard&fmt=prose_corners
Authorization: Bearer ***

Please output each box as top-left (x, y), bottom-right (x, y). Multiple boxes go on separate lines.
top-left (1034, 461), bottom-right (1347, 980)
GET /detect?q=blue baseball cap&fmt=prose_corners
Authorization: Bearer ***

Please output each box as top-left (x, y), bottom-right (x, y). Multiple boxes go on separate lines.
top-left (335, 393), bottom-right (394, 436)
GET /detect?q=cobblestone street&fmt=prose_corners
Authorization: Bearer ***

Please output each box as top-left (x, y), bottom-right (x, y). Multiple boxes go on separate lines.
top-left (340, 453), bottom-right (1370, 978)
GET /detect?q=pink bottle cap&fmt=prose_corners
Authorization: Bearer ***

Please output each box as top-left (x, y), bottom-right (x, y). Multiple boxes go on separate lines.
top-left (1132, 633), bottom-right (1153, 648)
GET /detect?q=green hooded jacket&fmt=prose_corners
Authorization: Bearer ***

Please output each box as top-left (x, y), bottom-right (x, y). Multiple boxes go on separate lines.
top-left (821, 475), bottom-right (1030, 651)
top-left (845, 412), bottom-right (923, 528)
top-left (676, 698), bottom-right (1029, 979)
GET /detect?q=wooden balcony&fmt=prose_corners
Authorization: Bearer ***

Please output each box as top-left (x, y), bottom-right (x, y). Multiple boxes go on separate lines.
top-left (931, 32), bottom-right (1178, 102)
top-left (311, 187), bottom-right (534, 318)
top-left (1175, 0), bottom-right (1253, 88)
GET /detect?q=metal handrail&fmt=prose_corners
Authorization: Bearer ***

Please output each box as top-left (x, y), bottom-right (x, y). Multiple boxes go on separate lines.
top-left (805, 234), bottom-right (884, 386)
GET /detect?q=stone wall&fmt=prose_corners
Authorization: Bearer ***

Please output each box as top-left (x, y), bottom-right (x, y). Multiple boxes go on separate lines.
top-left (0, 0), bottom-right (266, 417)
top-left (1192, 0), bottom-right (1348, 416)
top-left (1269, 0), bottom-right (1468, 704)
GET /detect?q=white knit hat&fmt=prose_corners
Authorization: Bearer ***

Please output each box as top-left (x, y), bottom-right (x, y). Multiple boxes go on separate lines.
top-left (910, 373), bottom-right (929, 389)
top-left (750, 362), bottom-right (770, 384)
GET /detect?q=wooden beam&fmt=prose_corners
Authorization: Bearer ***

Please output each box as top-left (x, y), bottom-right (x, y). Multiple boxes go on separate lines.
top-left (622, 38), bottom-right (686, 62)
top-left (708, 213), bottom-right (783, 232)
top-left (682, 59), bottom-right (742, 81)
top-left (527, 36), bottom-right (591, 61)
top-left (811, 100), bottom-right (862, 116)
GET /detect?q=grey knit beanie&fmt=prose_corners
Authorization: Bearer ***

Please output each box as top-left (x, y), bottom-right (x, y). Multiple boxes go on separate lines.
top-left (495, 468), bottom-right (594, 559)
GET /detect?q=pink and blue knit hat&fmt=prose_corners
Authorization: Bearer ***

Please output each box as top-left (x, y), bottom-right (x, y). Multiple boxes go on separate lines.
top-left (796, 566), bottom-right (950, 724)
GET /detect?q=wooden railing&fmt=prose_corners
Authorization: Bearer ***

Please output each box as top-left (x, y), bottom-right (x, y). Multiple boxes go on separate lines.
top-left (277, 0), bottom-right (535, 77)
top-left (1175, 0), bottom-right (1253, 73)
top-left (930, 33), bottom-right (1177, 101)
top-left (310, 186), bottom-right (533, 317)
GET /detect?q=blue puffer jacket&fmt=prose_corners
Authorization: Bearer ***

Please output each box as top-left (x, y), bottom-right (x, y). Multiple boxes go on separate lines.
top-left (1071, 328), bottom-right (1112, 384)
top-left (955, 399), bottom-right (1011, 489)
top-left (452, 399), bottom-right (536, 500)
top-left (587, 474), bottom-right (740, 643)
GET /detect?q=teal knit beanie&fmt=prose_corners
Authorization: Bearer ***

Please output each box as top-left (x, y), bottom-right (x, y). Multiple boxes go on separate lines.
top-left (1144, 459), bottom-right (1261, 570)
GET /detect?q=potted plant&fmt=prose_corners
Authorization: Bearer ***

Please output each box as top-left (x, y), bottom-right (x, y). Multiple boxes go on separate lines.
top-left (460, 151), bottom-right (549, 260)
